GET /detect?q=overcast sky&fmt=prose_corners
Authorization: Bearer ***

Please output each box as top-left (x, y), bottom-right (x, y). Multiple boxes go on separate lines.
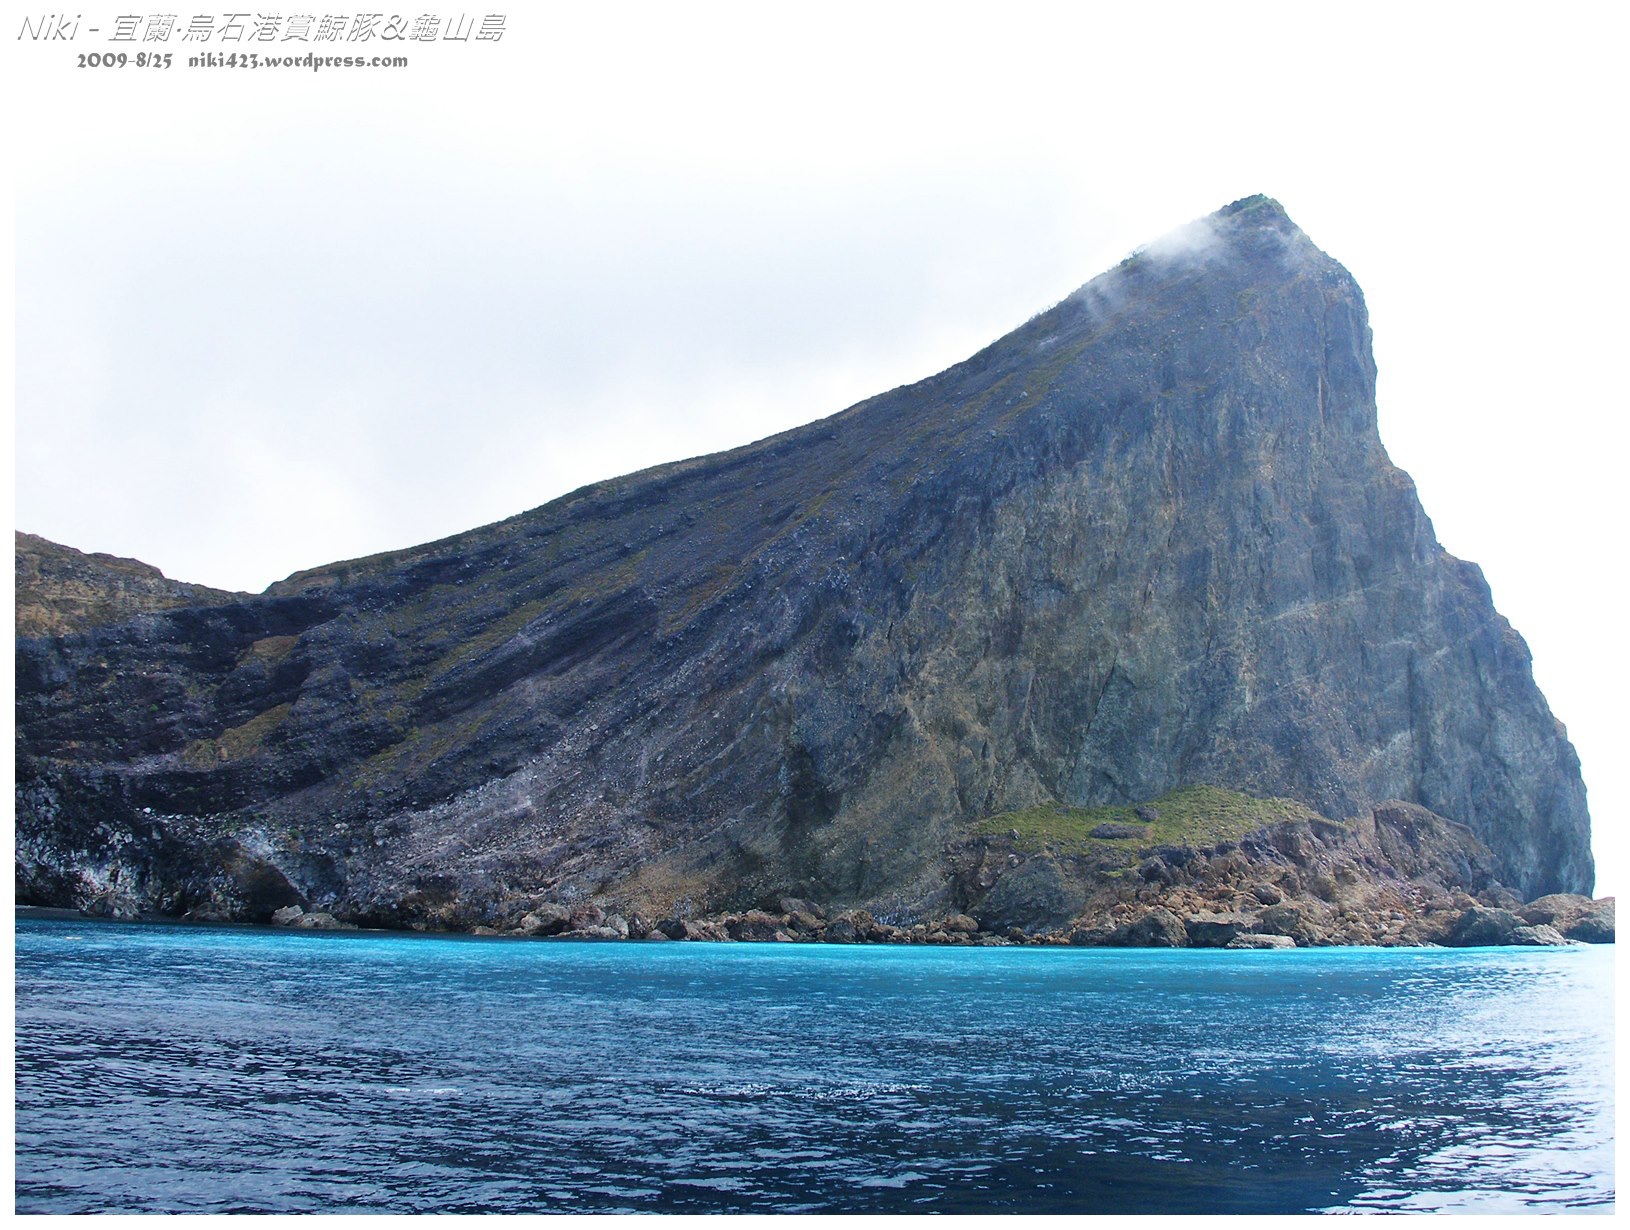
top-left (10, 2), bottom-right (1626, 893)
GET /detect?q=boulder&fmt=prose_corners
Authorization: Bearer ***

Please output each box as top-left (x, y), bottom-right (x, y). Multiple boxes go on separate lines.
top-left (624, 913), bottom-right (654, 940)
top-left (941, 913), bottom-right (980, 934)
top-left (1447, 905), bottom-right (1530, 947)
top-left (1089, 823), bottom-right (1146, 839)
top-left (1519, 894), bottom-right (1615, 943)
top-left (1106, 907), bottom-right (1187, 948)
top-left (1254, 903), bottom-right (1320, 946)
top-left (976, 856), bottom-right (1087, 935)
top-left (1509, 924), bottom-right (1570, 947)
top-left (1478, 884), bottom-right (1524, 910)
top-left (823, 910), bottom-right (877, 943)
top-left (1185, 911), bottom-right (1253, 948)
top-left (571, 925), bottom-right (625, 940)
top-left (823, 917), bottom-right (859, 943)
top-left (680, 919), bottom-right (729, 942)
top-left (271, 905), bottom-right (305, 926)
top-left (1564, 900), bottom-right (1615, 944)
top-left (1226, 933), bottom-right (1295, 949)
top-left (725, 910), bottom-right (785, 942)
top-left (1138, 857), bottom-right (1175, 886)
top-left (778, 897), bottom-right (826, 920)
top-left (783, 909), bottom-right (825, 935)
top-left (516, 903), bottom-right (571, 937)
top-left (567, 902), bottom-right (605, 931)
top-left (1250, 883), bottom-right (1284, 906)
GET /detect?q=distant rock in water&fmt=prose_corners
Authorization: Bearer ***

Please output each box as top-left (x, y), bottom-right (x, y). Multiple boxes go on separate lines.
top-left (14, 196), bottom-right (1596, 940)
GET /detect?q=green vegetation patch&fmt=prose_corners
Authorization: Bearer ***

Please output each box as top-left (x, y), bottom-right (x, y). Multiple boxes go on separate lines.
top-left (975, 784), bottom-right (1331, 854)
top-left (239, 635), bottom-right (299, 667)
top-left (181, 702), bottom-right (294, 767)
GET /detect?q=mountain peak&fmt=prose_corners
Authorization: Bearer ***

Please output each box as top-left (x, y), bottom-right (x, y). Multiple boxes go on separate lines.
top-left (1217, 192), bottom-right (1293, 223)
top-left (15, 199), bottom-right (1593, 933)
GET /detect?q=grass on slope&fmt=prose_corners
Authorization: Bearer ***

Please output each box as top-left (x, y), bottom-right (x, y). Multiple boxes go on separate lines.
top-left (975, 784), bottom-right (1331, 854)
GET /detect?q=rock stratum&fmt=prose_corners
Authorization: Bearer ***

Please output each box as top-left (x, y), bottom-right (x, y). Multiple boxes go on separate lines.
top-left (15, 532), bottom-right (243, 638)
top-left (15, 196), bottom-right (1603, 946)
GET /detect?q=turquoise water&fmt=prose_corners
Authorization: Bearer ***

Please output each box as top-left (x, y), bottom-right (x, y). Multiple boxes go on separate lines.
top-left (14, 916), bottom-right (1614, 1214)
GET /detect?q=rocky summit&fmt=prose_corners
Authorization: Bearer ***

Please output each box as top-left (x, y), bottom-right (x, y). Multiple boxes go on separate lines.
top-left (15, 196), bottom-right (1603, 947)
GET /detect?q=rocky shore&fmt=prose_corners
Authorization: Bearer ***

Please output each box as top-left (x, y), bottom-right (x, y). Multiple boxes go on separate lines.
top-left (250, 891), bottom-right (1612, 950)
top-left (230, 801), bottom-right (1609, 950)
top-left (50, 794), bottom-right (1612, 950)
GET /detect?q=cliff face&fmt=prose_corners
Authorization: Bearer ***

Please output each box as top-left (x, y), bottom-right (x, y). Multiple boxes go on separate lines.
top-left (15, 532), bottom-right (243, 637)
top-left (15, 197), bottom-right (1593, 927)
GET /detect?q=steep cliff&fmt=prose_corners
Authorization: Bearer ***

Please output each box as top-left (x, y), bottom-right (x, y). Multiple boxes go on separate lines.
top-left (15, 532), bottom-right (243, 637)
top-left (15, 196), bottom-right (1593, 929)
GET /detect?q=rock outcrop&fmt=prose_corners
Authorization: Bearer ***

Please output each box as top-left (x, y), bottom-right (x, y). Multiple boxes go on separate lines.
top-left (15, 532), bottom-right (243, 637)
top-left (14, 196), bottom-right (1595, 936)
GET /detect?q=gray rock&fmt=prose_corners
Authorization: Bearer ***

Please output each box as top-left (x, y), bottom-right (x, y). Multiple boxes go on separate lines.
top-left (1255, 904), bottom-right (1320, 946)
top-left (567, 903), bottom-right (605, 931)
top-left (570, 925), bottom-right (625, 940)
top-left (1226, 933), bottom-right (1295, 949)
top-left (1509, 924), bottom-right (1570, 947)
top-left (1089, 823), bottom-right (1147, 839)
top-left (725, 911), bottom-right (785, 942)
top-left (1519, 893), bottom-right (1615, 943)
top-left (977, 856), bottom-right (1087, 936)
top-left (517, 904), bottom-right (570, 937)
top-left (1564, 900), bottom-right (1615, 944)
top-left (823, 917), bottom-right (859, 944)
top-left (1185, 911), bottom-right (1254, 948)
top-left (1108, 907), bottom-right (1187, 948)
top-left (292, 911), bottom-right (355, 930)
top-left (1447, 905), bottom-right (1531, 947)
top-left (271, 905), bottom-right (305, 926)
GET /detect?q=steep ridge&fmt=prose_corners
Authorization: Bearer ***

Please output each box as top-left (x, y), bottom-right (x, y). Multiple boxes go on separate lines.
top-left (15, 531), bottom-right (244, 637)
top-left (15, 196), bottom-right (1593, 933)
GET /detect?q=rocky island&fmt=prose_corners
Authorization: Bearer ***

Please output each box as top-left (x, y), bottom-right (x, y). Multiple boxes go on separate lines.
top-left (15, 196), bottom-right (1611, 948)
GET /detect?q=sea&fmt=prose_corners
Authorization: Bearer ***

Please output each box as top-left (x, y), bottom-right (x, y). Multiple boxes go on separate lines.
top-left (13, 913), bottom-right (1615, 1215)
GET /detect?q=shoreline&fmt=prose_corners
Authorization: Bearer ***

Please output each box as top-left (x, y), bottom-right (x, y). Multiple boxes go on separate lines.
top-left (16, 901), bottom-right (1615, 950)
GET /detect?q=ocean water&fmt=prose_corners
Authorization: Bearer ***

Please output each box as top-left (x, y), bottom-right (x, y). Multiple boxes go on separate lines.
top-left (13, 916), bottom-right (1614, 1214)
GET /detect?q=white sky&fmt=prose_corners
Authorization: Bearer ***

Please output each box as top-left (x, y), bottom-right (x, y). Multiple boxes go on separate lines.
top-left (8, 2), bottom-right (1626, 894)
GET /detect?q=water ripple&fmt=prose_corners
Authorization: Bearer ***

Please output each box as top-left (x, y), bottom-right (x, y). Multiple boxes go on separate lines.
top-left (15, 920), bottom-right (1614, 1214)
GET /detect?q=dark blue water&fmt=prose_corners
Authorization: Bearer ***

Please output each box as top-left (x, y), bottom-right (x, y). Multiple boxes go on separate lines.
top-left (14, 916), bottom-right (1614, 1214)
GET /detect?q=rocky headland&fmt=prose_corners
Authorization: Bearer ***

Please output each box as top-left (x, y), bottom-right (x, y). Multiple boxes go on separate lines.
top-left (15, 532), bottom-right (243, 638)
top-left (15, 196), bottom-right (1607, 947)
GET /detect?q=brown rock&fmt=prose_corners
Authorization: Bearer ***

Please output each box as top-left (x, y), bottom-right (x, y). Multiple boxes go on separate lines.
top-left (1107, 907), bottom-right (1187, 948)
top-left (1226, 933), bottom-right (1295, 949)
top-left (725, 910), bottom-right (787, 941)
top-left (567, 903), bottom-right (605, 930)
top-left (517, 903), bottom-right (570, 937)
top-left (1185, 911), bottom-right (1253, 948)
